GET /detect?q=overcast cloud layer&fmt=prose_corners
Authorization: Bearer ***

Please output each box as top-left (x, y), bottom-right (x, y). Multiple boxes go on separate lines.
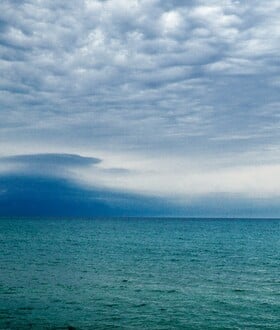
top-left (0, 0), bottom-right (280, 216)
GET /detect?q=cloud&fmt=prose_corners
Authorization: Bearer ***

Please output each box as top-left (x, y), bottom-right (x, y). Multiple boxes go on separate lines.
top-left (0, 1), bottom-right (280, 215)
top-left (1, 153), bottom-right (280, 217)
top-left (1, 171), bottom-right (280, 219)
top-left (0, 153), bottom-right (101, 179)
top-left (2, 153), bottom-right (100, 168)
top-left (0, 174), bottom-right (163, 217)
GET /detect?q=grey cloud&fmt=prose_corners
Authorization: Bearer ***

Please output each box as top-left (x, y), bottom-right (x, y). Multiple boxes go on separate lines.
top-left (0, 0), bottom-right (280, 162)
top-left (0, 153), bottom-right (101, 178)
top-left (1, 153), bottom-right (101, 166)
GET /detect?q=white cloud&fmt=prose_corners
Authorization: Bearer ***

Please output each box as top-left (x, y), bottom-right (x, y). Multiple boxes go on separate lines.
top-left (160, 10), bottom-right (183, 35)
top-left (65, 154), bottom-right (280, 199)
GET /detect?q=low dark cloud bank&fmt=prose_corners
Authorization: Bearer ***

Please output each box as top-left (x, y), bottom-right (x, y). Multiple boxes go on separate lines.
top-left (0, 153), bottom-right (176, 217)
top-left (0, 153), bottom-right (279, 217)
top-left (0, 173), bottom-right (190, 217)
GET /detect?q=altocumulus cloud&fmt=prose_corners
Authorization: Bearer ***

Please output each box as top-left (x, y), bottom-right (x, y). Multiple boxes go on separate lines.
top-left (0, 0), bottom-right (280, 216)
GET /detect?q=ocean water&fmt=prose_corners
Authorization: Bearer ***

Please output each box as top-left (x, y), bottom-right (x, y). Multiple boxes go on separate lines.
top-left (0, 218), bottom-right (279, 329)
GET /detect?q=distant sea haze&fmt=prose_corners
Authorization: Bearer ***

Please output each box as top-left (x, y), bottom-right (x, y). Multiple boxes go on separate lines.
top-left (1, 218), bottom-right (279, 329)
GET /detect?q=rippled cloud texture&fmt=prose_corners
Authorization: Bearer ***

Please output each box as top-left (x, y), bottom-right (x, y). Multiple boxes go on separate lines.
top-left (0, 0), bottom-right (280, 216)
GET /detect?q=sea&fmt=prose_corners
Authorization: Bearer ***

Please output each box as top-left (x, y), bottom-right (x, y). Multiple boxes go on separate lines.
top-left (0, 218), bottom-right (279, 329)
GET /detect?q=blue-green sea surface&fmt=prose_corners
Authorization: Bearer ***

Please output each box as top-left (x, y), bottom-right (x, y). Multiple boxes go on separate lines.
top-left (0, 218), bottom-right (279, 329)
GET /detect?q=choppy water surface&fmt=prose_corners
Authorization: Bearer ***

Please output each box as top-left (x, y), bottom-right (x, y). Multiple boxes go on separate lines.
top-left (0, 218), bottom-right (280, 329)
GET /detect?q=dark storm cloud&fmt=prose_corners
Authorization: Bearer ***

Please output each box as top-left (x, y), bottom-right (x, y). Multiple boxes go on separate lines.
top-left (1, 172), bottom-right (279, 218)
top-left (0, 174), bottom-right (182, 217)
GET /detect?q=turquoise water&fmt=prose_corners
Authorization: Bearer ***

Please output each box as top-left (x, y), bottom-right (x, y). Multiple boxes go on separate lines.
top-left (0, 218), bottom-right (280, 329)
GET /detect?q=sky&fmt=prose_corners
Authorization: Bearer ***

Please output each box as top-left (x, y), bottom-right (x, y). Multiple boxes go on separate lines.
top-left (0, 0), bottom-right (280, 217)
